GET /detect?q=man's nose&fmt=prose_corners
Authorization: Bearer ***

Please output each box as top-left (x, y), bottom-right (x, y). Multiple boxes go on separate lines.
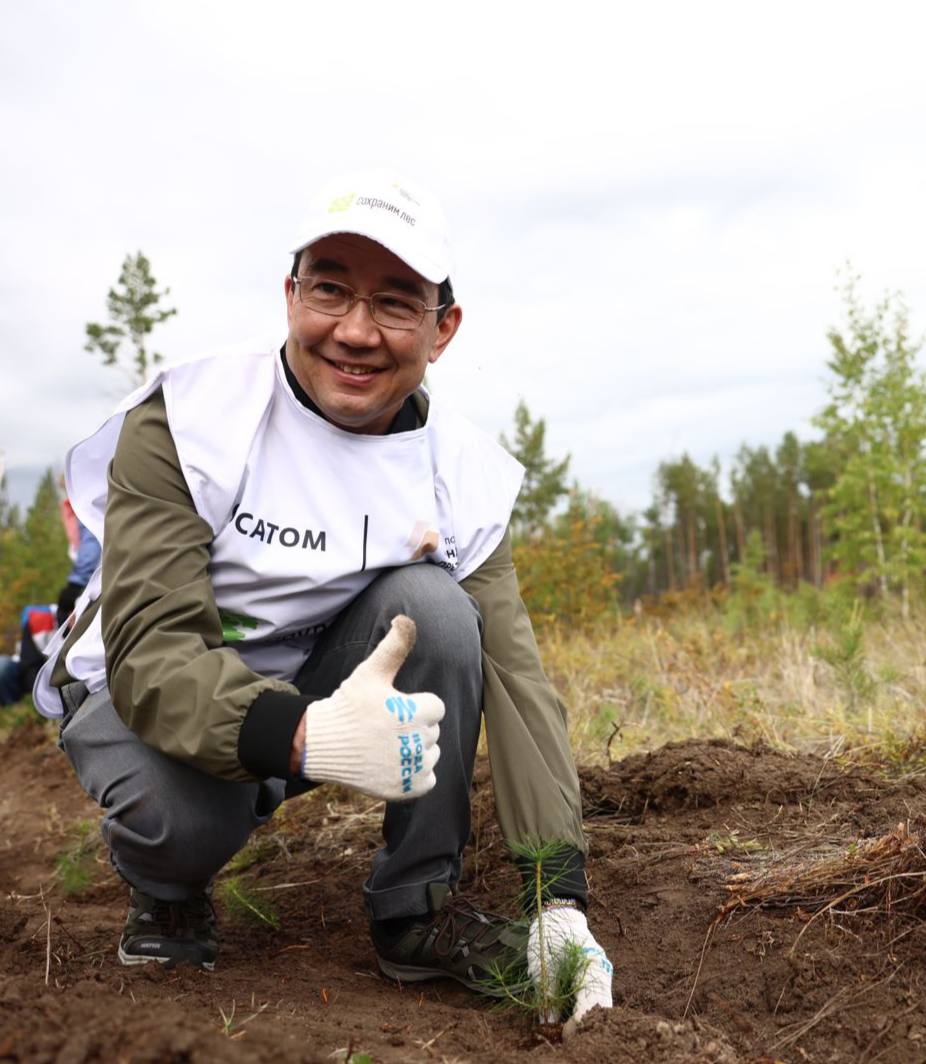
top-left (332, 297), bottom-right (380, 345)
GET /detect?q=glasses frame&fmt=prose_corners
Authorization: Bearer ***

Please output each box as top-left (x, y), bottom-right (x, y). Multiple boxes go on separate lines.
top-left (292, 276), bottom-right (448, 331)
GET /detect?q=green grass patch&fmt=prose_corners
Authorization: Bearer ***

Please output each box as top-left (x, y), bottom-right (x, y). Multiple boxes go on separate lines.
top-left (54, 819), bottom-right (99, 895)
top-left (217, 876), bottom-right (280, 931)
top-left (225, 836), bottom-right (282, 873)
top-left (0, 697), bottom-right (43, 738)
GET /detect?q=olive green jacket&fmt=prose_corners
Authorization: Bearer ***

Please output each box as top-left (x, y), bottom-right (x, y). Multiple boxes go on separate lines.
top-left (54, 389), bottom-right (586, 858)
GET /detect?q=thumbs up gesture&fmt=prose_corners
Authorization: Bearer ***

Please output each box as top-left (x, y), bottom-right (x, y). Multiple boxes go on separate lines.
top-left (300, 615), bottom-right (445, 802)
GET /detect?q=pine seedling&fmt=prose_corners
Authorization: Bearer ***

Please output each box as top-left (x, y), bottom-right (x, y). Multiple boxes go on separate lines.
top-left (481, 838), bottom-right (590, 1025)
top-left (549, 938), bottom-right (589, 1021)
top-left (813, 599), bottom-right (877, 724)
top-left (217, 876), bottom-right (280, 931)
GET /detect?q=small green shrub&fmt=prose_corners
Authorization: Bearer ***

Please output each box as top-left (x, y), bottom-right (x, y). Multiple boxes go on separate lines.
top-left (723, 530), bottom-right (781, 634)
top-left (812, 600), bottom-right (877, 718)
top-left (513, 507), bottom-right (622, 631)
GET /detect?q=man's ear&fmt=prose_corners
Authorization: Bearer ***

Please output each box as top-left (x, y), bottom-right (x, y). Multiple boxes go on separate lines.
top-left (284, 275), bottom-right (297, 324)
top-left (428, 304), bottom-right (463, 365)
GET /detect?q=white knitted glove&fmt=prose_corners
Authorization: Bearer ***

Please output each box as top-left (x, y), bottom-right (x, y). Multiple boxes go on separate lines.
top-left (527, 905), bottom-right (613, 1034)
top-left (301, 615), bottom-right (444, 802)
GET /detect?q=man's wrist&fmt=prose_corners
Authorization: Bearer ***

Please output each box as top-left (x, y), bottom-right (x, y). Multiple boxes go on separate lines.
top-left (290, 713), bottom-right (307, 776)
top-left (514, 845), bottom-right (588, 913)
top-left (237, 689), bottom-right (311, 779)
top-left (543, 896), bottom-right (580, 912)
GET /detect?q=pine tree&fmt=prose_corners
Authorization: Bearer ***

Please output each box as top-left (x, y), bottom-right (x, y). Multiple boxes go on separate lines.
top-left (85, 251), bottom-right (177, 385)
top-left (641, 503), bottom-right (665, 596)
top-left (500, 400), bottom-right (571, 537)
top-left (800, 439), bottom-right (837, 587)
top-left (655, 454), bottom-right (723, 589)
top-left (730, 445), bottom-right (782, 582)
top-left (706, 458), bottom-right (731, 587)
top-left (776, 432), bottom-right (806, 588)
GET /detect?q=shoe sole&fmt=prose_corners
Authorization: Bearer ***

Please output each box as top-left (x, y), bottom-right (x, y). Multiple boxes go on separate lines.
top-left (118, 944), bottom-right (216, 972)
top-left (376, 955), bottom-right (504, 996)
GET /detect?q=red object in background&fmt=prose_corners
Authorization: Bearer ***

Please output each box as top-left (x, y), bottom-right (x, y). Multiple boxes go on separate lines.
top-left (25, 607), bottom-right (56, 638)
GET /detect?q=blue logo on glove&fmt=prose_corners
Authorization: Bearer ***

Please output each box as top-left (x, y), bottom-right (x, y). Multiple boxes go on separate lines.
top-left (582, 946), bottom-right (614, 975)
top-left (399, 731), bottom-right (424, 793)
top-left (385, 695), bottom-right (417, 723)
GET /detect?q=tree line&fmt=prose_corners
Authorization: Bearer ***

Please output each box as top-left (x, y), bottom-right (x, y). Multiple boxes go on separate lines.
top-left (2, 261), bottom-right (923, 650)
top-left (502, 272), bottom-right (926, 621)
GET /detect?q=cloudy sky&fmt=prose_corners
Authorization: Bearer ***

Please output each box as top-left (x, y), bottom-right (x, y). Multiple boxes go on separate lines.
top-left (3, 1), bottom-right (925, 516)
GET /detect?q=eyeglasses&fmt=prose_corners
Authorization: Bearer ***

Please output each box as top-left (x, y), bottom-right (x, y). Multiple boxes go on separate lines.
top-left (292, 276), bottom-right (447, 331)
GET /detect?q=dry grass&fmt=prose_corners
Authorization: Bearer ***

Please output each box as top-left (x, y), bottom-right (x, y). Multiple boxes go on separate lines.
top-left (9, 598), bottom-right (926, 780)
top-left (537, 603), bottom-right (926, 768)
top-left (716, 817), bottom-right (926, 929)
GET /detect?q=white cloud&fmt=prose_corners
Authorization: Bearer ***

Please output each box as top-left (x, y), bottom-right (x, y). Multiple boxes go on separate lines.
top-left (3, 0), bottom-right (926, 517)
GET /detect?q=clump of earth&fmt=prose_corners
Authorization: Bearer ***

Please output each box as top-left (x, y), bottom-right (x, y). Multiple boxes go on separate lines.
top-left (2, 720), bottom-right (924, 1062)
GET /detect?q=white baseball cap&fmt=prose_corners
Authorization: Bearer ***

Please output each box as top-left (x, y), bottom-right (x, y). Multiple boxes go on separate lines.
top-left (290, 169), bottom-right (453, 284)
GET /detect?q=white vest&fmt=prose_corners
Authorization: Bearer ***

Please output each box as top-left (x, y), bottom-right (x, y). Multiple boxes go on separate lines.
top-left (34, 348), bottom-right (523, 718)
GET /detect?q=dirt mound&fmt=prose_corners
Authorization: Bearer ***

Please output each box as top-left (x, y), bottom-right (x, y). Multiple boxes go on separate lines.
top-left (569, 1007), bottom-right (741, 1063)
top-left (2, 726), bottom-right (926, 1062)
top-left (580, 737), bottom-right (895, 817)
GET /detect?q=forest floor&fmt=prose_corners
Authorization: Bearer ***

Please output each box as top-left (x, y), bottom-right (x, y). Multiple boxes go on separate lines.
top-left (2, 716), bottom-right (925, 1063)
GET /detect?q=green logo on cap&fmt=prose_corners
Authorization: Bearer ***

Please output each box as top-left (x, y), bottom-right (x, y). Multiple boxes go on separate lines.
top-left (327, 192), bottom-right (355, 213)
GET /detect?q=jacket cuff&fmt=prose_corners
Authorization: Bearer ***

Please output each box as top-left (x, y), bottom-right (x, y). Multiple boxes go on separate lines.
top-left (514, 846), bottom-right (588, 912)
top-left (237, 690), bottom-right (309, 780)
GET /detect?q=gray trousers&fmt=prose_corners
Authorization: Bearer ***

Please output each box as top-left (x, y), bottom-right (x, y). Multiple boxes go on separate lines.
top-left (60, 565), bottom-right (484, 921)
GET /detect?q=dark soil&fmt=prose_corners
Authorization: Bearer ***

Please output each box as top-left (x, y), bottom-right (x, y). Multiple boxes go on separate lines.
top-left (2, 720), bottom-right (925, 1063)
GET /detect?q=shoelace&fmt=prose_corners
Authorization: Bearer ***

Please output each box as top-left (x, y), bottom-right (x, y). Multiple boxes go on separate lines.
top-left (429, 898), bottom-right (510, 960)
top-left (138, 900), bottom-right (182, 935)
top-left (140, 897), bottom-right (214, 937)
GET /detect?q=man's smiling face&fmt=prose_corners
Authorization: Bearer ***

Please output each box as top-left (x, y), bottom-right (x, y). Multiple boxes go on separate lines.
top-left (284, 234), bottom-right (461, 435)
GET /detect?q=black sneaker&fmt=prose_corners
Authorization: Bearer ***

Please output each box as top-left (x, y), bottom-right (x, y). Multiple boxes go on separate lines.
top-left (371, 884), bottom-right (527, 995)
top-left (118, 888), bottom-right (218, 971)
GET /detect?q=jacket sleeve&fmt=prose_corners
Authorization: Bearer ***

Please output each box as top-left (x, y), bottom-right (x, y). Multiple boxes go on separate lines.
top-left (101, 388), bottom-right (307, 781)
top-left (461, 530), bottom-right (588, 904)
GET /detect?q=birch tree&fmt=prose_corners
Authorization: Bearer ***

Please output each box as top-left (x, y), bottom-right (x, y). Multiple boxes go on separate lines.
top-left (815, 272), bottom-right (926, 614)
